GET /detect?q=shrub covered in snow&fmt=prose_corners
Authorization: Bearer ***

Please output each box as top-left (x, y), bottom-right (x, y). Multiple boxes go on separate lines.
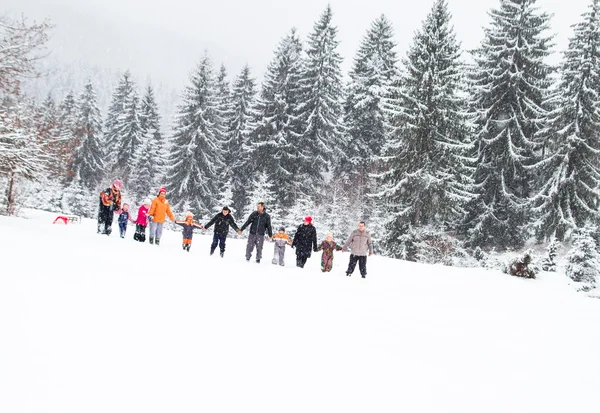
top-left (397, 226), bottom-right (469, 266)
top-left (502, 250), bottom-right (539, 279)
top-left (565, 226), bottom-right (599, 291)
top-left (541, 238), bottom-right (560, 272)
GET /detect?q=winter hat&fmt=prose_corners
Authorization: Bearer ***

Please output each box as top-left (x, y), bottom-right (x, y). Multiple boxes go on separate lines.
top-left (158, 187), bottom-right (167, 195)
top-left (304, 216), bottom-right (313, 224)
top-left (185, 211), bottom-right (193, 218)
top-left (279, 226), bottom-right (285, 232)
top-left (113, 179), bottom-right (122, 190)
top-left (144, 198), bottom-right (152, 205)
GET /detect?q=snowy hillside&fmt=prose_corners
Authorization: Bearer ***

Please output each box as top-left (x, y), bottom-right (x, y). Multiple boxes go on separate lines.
top-left (1, 210), bottom-right (599, 413)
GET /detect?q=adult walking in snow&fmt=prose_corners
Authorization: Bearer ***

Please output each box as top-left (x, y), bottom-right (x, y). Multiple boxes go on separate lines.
top-left (203, 206), bottom-right (242, 257)
top-left (292, 216), bottom-right (318, 268)
top-left (147, 187), bottom-right (175, 245)
top-left (240, 202), bottom-right (273, 263)
top-left (342, 221), bottom-right (373, 278)
top-left (97, 179), bottom-right (122, 235)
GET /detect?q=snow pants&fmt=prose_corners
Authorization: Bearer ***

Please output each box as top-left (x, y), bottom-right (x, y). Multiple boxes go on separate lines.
top-left (211, 232), bottom-right (227, 254)
top-left (119, 221), bottom-right (127, 238)
top-left (272, 244), bottom-right (286, 266)
top-left (296, 252), bottom-right (310, 268)
top-left (347, 254), bottom-right (367, 277)
top-left (149, 222), bottom-right (164, 241)
top-left (321, 252), bottom-right (335, 272)
top-left (246, 234), bottom-right (266, 261)
top-left (133, 224), bottom-right (146, 242)
top-left (97, 205), bottom-right (114, 234)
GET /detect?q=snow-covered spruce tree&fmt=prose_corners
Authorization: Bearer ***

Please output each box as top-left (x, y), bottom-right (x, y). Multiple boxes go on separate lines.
top-left (104, 71), bottom-right (135, 172)
top-left (541, 237), bottom-right (560, 272)
top-left (243, 170), bottom-right (281, 223)
top-left (296, 5), bottom-right (345, 193)
top-left (166, 54), bottom-right (227, 217)
top-left (340, 14), bottom-right (399, 215)
top-left (565, 225), bottom-right (599, 290)
top-left (113, 90), bottom-right (142, 185)
top-left (0, 99), bottom-right (47, 215)
top-left (247, 28), bottom-right (305, 208)
top-left (69, 81), bottom-right (105, 191)
top-left (57, 91), bottom-right (79, 179)
top-left (532, 0), bottom-right (600, 241)
top-left (227, 65), bottom-right (257, 213)
top-left (461, 0), bottom-right (554, 250)
top-left (128, 84), bottom-right (164, 202)
top-left (379, 0), bottom-right (472, 258)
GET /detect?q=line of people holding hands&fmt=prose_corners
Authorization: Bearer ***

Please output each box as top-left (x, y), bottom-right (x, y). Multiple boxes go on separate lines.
top-left (98, 181), bottom-right (374, 278)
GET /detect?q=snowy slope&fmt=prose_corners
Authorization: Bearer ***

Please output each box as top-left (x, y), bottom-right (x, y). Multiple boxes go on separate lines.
top-left (1, 210), bottom-right (599, 413)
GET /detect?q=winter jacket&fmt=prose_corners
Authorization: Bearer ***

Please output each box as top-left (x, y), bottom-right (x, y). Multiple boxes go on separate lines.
top-left (99, 187), bottom-right (122, 211)
top-left (292, 224), bottom-right (318, 257)
top-left (241, 211), bottom-right (273, 237)
top-left (204, 212), bottom-right (240, 235)
top-left (148, 197), bottom-right (175, 224)
top-left (273, 232), bottom-right (292, 248)
top-left (175, 220), bottom-right (203, 240)
top-left (117, 211), bottom-right (132, 225)
top-left (343, 229), bottom-right (373, 257)
top-left (317, 240), bottom-right (342, 256)
top-left (135, 205), bottom-right (149, 226)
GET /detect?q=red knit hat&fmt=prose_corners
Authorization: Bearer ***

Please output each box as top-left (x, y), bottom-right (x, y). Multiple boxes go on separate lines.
top-left (304, 216), bottom-right (312, 224)
top-left (158, 187), bottom-right (166, 194)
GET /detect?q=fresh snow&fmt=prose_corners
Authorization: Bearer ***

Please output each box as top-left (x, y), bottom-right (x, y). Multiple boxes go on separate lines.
top-left (1, 210), bottom-right (600, 413)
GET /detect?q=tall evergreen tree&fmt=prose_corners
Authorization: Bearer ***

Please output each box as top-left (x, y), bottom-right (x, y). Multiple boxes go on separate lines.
top-left (462, 0), bottom-right (554, 249)
top-left (105, 71), bottom-right (135, 171)
top-left (297, 5), bottom-right (345, 191)
top-left (113, 90), bottom-right (142, 184)
top-left (165, 54), bottom-right (226, 216)
top-left (228, 65), bottom-right (257, 213)
top-left (58, 91), bottom-right (79, 179)
top-left (341, 14), bottom-right (399, 213)
top-left (248, 29), bottom-right (305, 208)
top-left (533, 0), bottom-right (600, 241)
top-left (129, 84), bottom-right (164, 201)
top-left (380, 0), bottom-right (473, 258)
top-left (70, 81), bottom-right (105, 190)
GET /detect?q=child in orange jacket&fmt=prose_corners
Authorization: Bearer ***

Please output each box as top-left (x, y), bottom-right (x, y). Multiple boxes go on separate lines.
top-left (272, 227), bottom-right (292, 266)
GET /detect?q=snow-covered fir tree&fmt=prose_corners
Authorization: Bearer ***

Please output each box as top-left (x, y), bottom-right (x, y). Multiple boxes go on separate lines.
top-left (215, 63), bottom-right (232, 174)
top-left (248, 29), bottom-right (305, 208)
top-left (104, 71), bottom-right (135, 172)
top-left (379, 0), bottom-right (472, 257)
top-left (296, 5), bottom-right (345, 192)
top-left (227, 65), bottom-right (257, 213)
top-left (36, 94), bottom-right (62, 175)
top-left (243, 170), bottom-right (281, 223)
top-left (532, 0), bottom-right (600, 241)
top-left (340, 14), bottom-right (399, 215)
top-left (166, 54), bottom-right (227, 216)
top-left (541, 237), bottom-right (560, 272)
top-left (129, 84), bottom-right (165, 202)
top-left (57, 91), bottom-right (79, 179)
top-left (565, 225), bottom-right (599, 290)
top-left (462, 0), bottom-right (554, 250)
top-left (69, 81), bottom-right (105, 190)
top-left (113, 90), bottom-right (143, 185)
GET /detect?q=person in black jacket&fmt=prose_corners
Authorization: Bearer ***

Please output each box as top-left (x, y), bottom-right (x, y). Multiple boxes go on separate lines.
top-left (203, 206), bottom-right (242, 257)
top-left (240, 202), bottom-right (273, 263)
top-left (292, 216), bottom-right (318, 268)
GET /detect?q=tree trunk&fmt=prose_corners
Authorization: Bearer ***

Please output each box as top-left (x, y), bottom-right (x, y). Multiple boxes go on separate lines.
top-left (7, 172), bottom-right (15, 216)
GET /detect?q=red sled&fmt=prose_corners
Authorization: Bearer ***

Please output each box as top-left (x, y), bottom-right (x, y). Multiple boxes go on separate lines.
top-left (53, 215), bottom-right (81, 225)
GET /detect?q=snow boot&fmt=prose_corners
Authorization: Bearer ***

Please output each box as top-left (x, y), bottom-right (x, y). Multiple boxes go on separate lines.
top-left (155, 238), bottom-right (160, 246)
top-left (149, 237), bottom-right (154, 245)
top-left (220, 251), bottom-right (224, 258)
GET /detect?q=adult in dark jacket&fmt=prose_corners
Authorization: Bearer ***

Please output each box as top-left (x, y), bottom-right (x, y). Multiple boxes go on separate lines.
top-left (240, 202), bottom-right (273, 263)
top-left (292, 216), bottom-right (318, 268)
top-left (203, 206), bottom-right (242, 257)
top-left (97, 179), bottom-right (122, 235)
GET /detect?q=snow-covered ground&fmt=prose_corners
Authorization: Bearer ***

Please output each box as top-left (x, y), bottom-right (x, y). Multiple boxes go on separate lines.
top-left (1, 210), bottom-right (599, 413)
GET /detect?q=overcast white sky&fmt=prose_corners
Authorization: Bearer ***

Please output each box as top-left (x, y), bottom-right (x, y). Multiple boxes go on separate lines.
top-left (3, 0), bottom-right (592, 90)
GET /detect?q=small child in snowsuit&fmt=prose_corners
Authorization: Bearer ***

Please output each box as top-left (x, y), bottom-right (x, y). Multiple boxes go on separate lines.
top-left (272, 227), bottom-right (292, 266)
top-left (317, 233), bottom-right (343, 272)
top-left (175, 212), bottom-right (203, 252)
top-left (133, 198), bottom-right (151, 242)
top-left (117, 203), bottom-right (134, 238)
